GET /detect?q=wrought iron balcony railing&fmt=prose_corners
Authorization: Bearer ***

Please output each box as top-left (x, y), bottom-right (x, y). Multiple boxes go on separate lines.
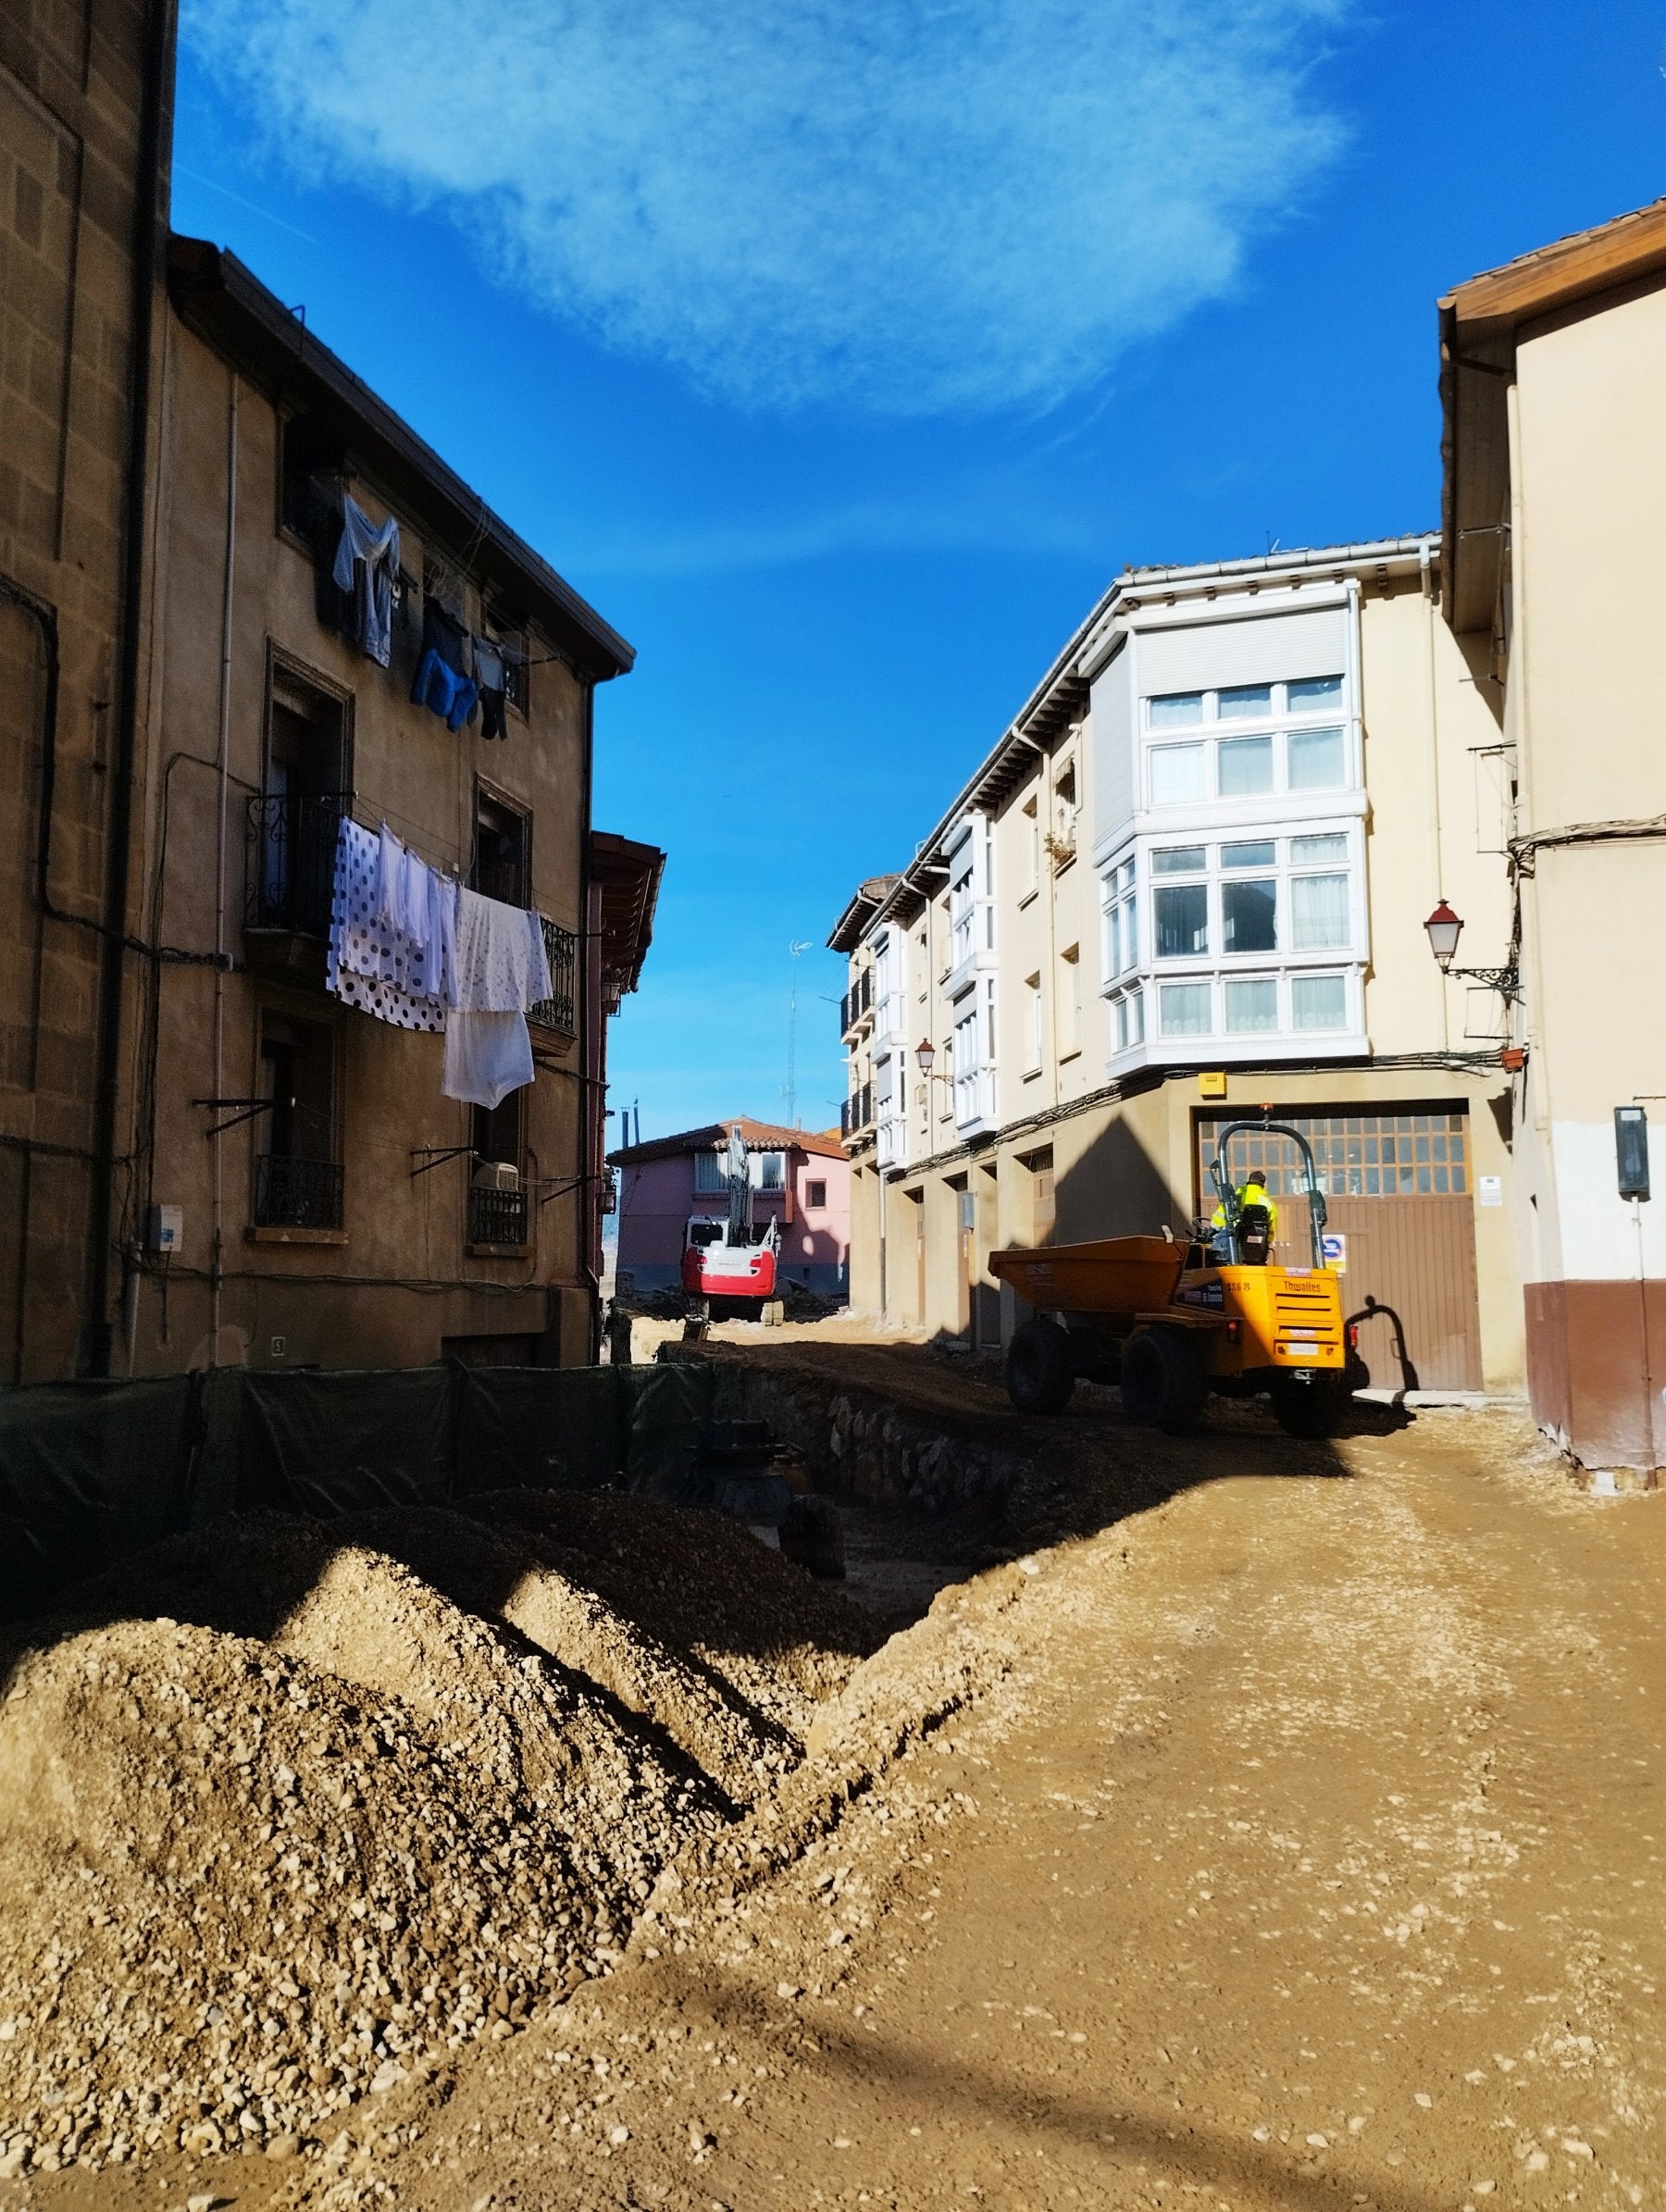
top-left (245, 792), bottom-right (347, 938)
top-left (254, 1154), bottom-right (344, 1232)
top-left (467, 1184), bottom-right (529, 1248)
top-left (528, 916), bottom-right (578, 1035)
top-left (840, 1082), bottom-right (874, 1140)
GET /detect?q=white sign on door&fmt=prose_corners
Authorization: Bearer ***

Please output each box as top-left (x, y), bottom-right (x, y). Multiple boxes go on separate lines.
top-left (1478, 1174), bottom-right (1503, 1208)
top-left (1321, 1232), bottom-right (1347, 1274)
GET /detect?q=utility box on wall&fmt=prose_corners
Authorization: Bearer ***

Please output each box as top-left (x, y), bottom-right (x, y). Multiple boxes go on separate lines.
top-left (1615, 1106), bottom-right (1650, 1201)
top-left (144, 1204), bottom-right (183, 1255)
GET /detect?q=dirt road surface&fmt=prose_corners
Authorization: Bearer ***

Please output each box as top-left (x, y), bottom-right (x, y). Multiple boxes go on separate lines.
top-left (10, 1393), bottom-right (1666, 2212)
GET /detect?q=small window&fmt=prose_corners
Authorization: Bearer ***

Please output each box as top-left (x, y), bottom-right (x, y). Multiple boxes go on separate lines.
top-left (482, 603), bottom-right (529, 715)
top-left (1224, 977), bottom-right (1278, 1033)
top-left (1152, 845), bottom-right (1207, 876)
top-left (278, 413), bottom-right (345, 552)
top-left (1287, 727), bottom-right (1346, 790)
top-left (1112, 989), bottom-right (1145, 1050)
top-left (1154, 883), bottom-right (1209, 959)
top-left (254, 663), bottom-right (350, 937)
top-left (805, 1179), bottom-right (827, 1209)
top-left (693, 1149), bottom-right (727, 1193)
top-left (1150, 743), bottom-right (1208, 805)
top-left (1159, 982), bottom-right (1212, 1036)
top-left (1291, 831), bottom-right (1349, 866)
top-left (756, 1152), bottom-right (785, 1191)
top-left (1222, 876), bottom-right (1277, 955)
top-left (1149, 691), bottom-right (1204, 728)
top-left (254, 1012), bottom-right (342, 1230)
top-left (1025, 973), bottom-right (1043, 1071)
top-left (1222, 839), bottom-right (1275, 870)
top-left (1292, 974), bottom-right (1349, 1030)
top-left (1217, 684), bottom-right (1272, 721)
top-left (1060, 944), bottom-right (1081, 1054)
top-left (1288, 675), bottom-right (1344, 713)
top-left (1218, 735), bottom-right (1274, 796)
top-left (472, 790), bottom-right (529, 905)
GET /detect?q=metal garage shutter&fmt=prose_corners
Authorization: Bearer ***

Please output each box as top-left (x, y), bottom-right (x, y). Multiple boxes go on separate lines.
top-left (1196, 1106), bottom-right (1484, 1392)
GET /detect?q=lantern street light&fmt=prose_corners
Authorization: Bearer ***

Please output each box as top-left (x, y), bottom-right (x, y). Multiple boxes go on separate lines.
top-left (1423, 897), bottom-right (1521, 1001)
top-left (914, 1038), bottom-right (949, 1084)
top-left (1424, 899), bottom-right (1463, 972)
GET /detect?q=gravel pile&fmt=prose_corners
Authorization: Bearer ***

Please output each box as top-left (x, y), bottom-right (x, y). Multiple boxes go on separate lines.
top-left (0, 1493), bottom-right (876, 2179)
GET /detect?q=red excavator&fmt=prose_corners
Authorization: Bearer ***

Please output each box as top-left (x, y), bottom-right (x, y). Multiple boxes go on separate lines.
top-left (679, 1128), bottom-right (783, 1323)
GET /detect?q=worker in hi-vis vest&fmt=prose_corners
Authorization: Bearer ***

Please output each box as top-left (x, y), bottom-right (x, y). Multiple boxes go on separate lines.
top-left (1212, 1172), bottom-right (1279, 1241)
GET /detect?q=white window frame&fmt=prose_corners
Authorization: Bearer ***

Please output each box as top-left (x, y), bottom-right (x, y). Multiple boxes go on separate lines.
top-left (1141, 677), bottom-right (1351, 809)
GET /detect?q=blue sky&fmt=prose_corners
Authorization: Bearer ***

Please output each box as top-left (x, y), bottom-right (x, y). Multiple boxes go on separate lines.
top-left (172, 0), bottom-right (1666, 1145)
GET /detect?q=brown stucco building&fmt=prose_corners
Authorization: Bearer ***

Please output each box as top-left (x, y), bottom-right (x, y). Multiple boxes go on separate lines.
top-left (2, 5), bottom-right (661, 1378)
top-left (2, 0), bottom-right (176, 1378)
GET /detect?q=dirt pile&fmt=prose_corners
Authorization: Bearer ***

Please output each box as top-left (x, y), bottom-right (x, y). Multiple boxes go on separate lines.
top-left (0, 1493), bottom-right (876, 2180)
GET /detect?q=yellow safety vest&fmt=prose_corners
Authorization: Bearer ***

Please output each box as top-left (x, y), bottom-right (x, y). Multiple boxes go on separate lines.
top-left (1211, 1186), bottom-right (1279, 1238)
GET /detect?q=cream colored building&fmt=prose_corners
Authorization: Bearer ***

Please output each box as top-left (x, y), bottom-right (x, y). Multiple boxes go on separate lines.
top-left (1442, 202), bottom-right (1666, 1472)
top-left (833, 535), bottom-right (1524, 1395)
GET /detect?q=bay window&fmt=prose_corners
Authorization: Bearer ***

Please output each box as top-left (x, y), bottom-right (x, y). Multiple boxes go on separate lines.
top-left (1159, 982), bottom-right (1212, 1037)
top-left (1292, 973), bottom-right (1349, 1030)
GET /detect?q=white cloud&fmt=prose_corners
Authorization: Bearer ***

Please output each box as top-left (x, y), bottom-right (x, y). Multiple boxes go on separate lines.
top-left (182, 0), bottom-right (1350, 416)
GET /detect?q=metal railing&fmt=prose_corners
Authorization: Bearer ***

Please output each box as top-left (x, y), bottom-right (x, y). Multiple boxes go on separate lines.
top-left (840, 971), bottom-right (873, 1035)
top-left (254, 1154), bottom-right (344, 1232)
top-left (528, 916), bottom-right (578, 1035)
top-left (468, 1184), bottom-right (529, 1248)
top-left (840, 1082), bottom-right (874, 1140)
top-left (244, 792), bottom-right (347, 938)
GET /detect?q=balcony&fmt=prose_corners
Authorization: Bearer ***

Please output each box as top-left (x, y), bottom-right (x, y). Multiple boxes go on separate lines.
top-left (840, 971), bottom-right (873, 1038)
top-left (254, 1154), bottom-right (344, 1233)
top-left (245, 792), bottom-right (346, 940)
top-left (840, 1081), bottom-right (874, 1141)
top-left (467, 1183), bottom-right (529, 1249)
top-left (528, 916), bottom-right (578, 1042)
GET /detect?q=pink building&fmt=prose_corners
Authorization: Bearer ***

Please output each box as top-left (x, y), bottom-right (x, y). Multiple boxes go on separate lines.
top-left (609, 1118), bottom-right (850, 1299)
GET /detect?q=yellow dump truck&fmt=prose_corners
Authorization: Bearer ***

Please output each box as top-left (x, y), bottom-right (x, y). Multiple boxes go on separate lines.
top-left (989, 1120), bottom-right (1355, 1438)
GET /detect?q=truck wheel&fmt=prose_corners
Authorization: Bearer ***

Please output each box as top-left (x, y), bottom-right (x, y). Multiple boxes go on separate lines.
top-left (1119, 1327), bottom-right (1206, 1435)
top-left (1005, 1319), bottom-right (1075, 1414)
top-left (1270, 1373), bottom-right (1350, 1439)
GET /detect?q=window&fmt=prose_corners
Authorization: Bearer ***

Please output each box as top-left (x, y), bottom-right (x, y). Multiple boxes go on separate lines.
top-left (693, 1149), bottom-right (727, 1194)
top-left (1025, 974), bottom-right (1043, 1072)
top-left (468, 1092), bottom-right (528, 1246)
top-left (278, 412), bottom-right (345, 553)
top-left (1217, 683), bottom-right (1272, 721)
top-left (805, 1179), bottom-right (827, 1209)
top-left (1287, 676), bottom-right (1343, 713)
top-left (254, 1012), bottom-right (342, 1231)
top-left (1159, 982), bottom-right (1212, 1036)
top-left (251, 661), bottom-right (350, 938)
top-left (1150, 743), bottom-right (1208, 806)
top-left (472, 790), bottom-right (529, 905)
top-left (1149, 691), bottom-right (1204, 727)
top-left (1020, 1146), bottom-right (1055, 1245)
top-left (1111, 988), bottom-right (1145, 1051)
top-left (1198, 1107), bottom-right (1469, 1201)
top-left (1154, 881), bottom-right (1209, 959)
top-left (1060, 944), bottom-right (1081, 1055)
top-left (1217, 737), bottom-right (1274, 796)
top-left (1051, 757), bottom-right (1078, 860)
top-left (950, 854), bottom-right (976, 969)
top-left (1221, 876), bottom-right (1277, 954)
top-left (1222, 839), bottom-right (1275, 869)
top-left (1287, 727), bottom-right (1346, 790)
top-left (1104, 856), bottom-right (1138, 977)
top-left (983, 975), bottom-right (997, 1061)
top-left (481, 601), bottom-right (529, 716)
top-left (1292, 973), bottom-right (1348, 1030)
top-left (755, 1151), bottom-right (785, 1191)
top-left (1290, 871), bottom-right (1349, 950)
top-left (1142, 676), bottom-right (1351, 805)
top-left (1152, 845), bottom-right (1206, 875)
top-left (1224, 977), bottom-right (1278, 1033)
top-left (1023, 793), bottom-right (1039, 893)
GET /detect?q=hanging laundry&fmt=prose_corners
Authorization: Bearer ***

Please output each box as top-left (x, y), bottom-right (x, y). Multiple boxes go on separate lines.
top-left (473, 636), bottom-right (508, 740)
top-left (441, 887), bottom-right (552, 1110)
top-left (327, 817), bottom-right (454, 1031)
top-left (410, 599), bottom-right (477, 731)
top-left (330, 496), bottom-right (401, 666)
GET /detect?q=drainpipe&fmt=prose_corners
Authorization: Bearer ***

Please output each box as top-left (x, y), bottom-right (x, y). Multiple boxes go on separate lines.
top-left (578, 677), bottom-right (602, 1364)
top-left (209, 372), bottom-right (239, 1368)
top-left (1418, 543), bottom-right (1450, 1053)
top-left (84, 5), bottom-right (173, 1374)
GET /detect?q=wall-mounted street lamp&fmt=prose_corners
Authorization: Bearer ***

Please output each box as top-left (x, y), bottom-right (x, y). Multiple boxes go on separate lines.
top-left (1424, 898), bottom-right (1521, 1000)
top-left (914, 1038), bottom-right (951, 1083)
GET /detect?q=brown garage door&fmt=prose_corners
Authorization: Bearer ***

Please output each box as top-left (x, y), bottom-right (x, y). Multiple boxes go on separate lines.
top-left (1196, 1107), bottom-right (1483, 1392)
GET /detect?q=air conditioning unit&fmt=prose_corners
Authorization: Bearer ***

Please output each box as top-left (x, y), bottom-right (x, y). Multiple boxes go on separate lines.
top-left (471, 1160), bottom-right (520, 1192)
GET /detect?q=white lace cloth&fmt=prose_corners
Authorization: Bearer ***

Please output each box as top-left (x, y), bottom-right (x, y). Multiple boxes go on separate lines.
top-left (441, 889), bottom-right (553, 1109)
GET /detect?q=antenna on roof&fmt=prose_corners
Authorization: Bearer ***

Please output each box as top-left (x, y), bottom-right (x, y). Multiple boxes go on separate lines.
top-left (786, 941), bottom-right (812, 1128)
